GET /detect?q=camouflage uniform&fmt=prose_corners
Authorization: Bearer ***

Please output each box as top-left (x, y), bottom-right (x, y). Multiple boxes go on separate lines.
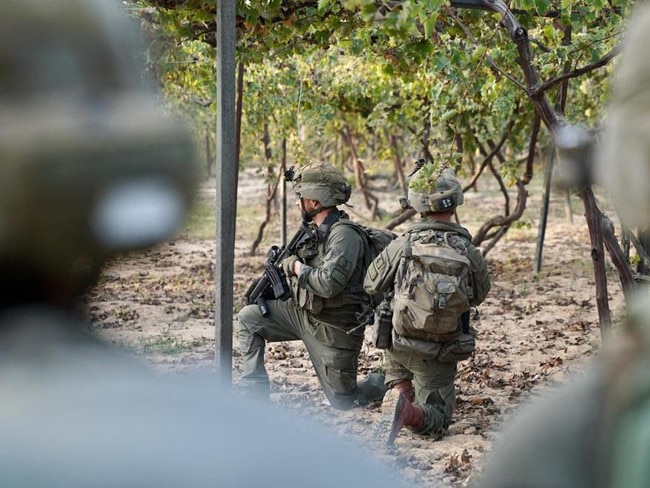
top-left (365, 219), bottom-right (490, 436)
top-left (364, 168), bottom-right (490, 443)
top-left (596, 2), bottom-right (650, 229)
top-left (0, 306), bottom-right (409, 488)
top-left (0, 2), bottom-right (408, 486)
top-left (237, 163), bottom-right (383, 410)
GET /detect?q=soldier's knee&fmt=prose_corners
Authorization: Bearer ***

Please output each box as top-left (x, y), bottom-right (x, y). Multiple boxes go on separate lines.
top-left (237, 304), bottom-right (261, 331)
top-left (236, 306), bottom-right (265, 352)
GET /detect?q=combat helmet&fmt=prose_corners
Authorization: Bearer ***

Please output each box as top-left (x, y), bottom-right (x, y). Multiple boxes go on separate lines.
top-left (291, 162), bottom-right (352, 207)
top-left (0, 0), bottom-right (198, 296)
top-left (406, 166), bottom-right (464, 214)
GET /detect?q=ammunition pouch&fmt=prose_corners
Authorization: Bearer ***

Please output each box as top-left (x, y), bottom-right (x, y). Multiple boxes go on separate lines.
top-left (372, 304), bottom-right (393, 350)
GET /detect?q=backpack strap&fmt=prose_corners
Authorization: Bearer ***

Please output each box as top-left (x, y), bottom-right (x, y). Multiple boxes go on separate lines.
top-left (443, 231), bottom-right (470, 253)
top-left (397, 238), bottom-right (414, 297)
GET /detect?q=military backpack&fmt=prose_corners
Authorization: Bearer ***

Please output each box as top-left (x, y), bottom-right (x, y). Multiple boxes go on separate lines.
top-left (392, 229), bottom-right (473, 343)
top-left (337, 220), bottom-right (396, 273)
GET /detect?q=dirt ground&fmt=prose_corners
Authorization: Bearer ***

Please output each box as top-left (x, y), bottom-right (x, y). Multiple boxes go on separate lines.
top-left (88, 169), bottom-right (626, 487)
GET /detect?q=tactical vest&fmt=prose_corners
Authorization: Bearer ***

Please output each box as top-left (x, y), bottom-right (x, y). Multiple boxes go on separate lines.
top-left (291, 211), bottom-right (367, 314)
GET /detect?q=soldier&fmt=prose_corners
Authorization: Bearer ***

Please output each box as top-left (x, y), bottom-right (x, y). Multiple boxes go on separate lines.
top-left (0, 1), bottom-right (408, 486)
top-left (237, 162), bottom-right (388, 410)
top-left (364, 167), bottom-right (491, 444)
top-left (474, 3), bottom-right (650, 487)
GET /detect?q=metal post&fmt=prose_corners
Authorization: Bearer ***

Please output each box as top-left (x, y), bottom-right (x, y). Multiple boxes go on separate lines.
top-left (534, 148), bottom-right (555, 275)
top-left (216, 0), bottom-right (237, 385)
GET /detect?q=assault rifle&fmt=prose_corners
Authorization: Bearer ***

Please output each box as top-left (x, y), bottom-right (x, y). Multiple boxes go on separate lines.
top-left (244, 221), bottom-right (313, 317)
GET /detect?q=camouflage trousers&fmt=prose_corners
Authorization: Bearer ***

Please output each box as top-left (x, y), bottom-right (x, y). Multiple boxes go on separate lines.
top-left (237, 298), bottom-right (363, 410)
top-left (384, 347), bottom-right (457, 436)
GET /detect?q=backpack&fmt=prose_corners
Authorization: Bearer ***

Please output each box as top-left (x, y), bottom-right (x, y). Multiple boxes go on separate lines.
top-left (392, 230), bottom-right (472, 343)
top-left (361, 226), bottom-right (397, 269)
top-left (337, 220), bottom-right (396, 271)
top-left (336, 220), bottom-right (396, 327)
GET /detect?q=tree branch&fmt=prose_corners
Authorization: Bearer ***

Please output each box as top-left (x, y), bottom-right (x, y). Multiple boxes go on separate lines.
top-left (531, 46), bottom-right (620, 98)
top-left (463, 117), bottom-right (515, 192)
top-left (447, 6), bottom-right (527, 92)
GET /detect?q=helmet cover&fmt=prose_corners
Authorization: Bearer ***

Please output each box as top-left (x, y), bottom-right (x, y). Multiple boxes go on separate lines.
top-left (407, 167), bottom-right (463, 214)
top-left (292, 162), bottom-right (351, 207)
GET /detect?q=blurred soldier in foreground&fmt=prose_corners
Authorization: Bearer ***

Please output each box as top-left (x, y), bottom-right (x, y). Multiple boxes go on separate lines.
top-left (475, 3), bottom-right (650, 487)
top-left (364, 167), bottom-right (491, 445)
top-left (0, 1), bottom-right (407, 486)
top-left (238, 162), bottom-right (388, 410)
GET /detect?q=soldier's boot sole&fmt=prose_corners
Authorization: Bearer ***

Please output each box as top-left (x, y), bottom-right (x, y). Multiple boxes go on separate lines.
top-left (372, 388), bottom-right (402, 446)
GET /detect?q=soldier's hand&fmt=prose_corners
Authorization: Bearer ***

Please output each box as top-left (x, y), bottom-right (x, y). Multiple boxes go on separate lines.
top-left (282, 256), bottom-right (301, 278)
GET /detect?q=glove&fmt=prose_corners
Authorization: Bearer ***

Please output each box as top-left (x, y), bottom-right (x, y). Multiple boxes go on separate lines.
top-left (282, 256), bottom-right (301, 278)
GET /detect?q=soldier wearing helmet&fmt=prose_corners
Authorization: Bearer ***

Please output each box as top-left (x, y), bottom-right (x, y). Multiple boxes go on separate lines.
top-left (364, 165), bottom-right (491, 444)
top-left (292, 161), bottom-right (353, 220)
top-left (0, 1), bottom-right (410, 486)
top-left (407, 167), bottom-right (465, 215)
top-left (237, 161), bottom-right (388, 410)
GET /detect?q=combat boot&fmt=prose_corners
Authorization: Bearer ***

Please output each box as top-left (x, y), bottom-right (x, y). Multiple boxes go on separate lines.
top-left (392, 379), bottom-right (415, 403)
top-left (356, 372), bottom-right (389, 405)
top-left (236, 377), bottom-right (271, 403)
top-left (387, 393), bottom-right (424, 445)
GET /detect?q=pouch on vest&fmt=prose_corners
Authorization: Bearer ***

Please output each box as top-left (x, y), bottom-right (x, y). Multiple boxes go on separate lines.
top-left (437, 331), bottom-right (476, 362)
top-left (291, 277), bottom-right (323, 314)
top-left (372, 298), bottom-right (393, 349)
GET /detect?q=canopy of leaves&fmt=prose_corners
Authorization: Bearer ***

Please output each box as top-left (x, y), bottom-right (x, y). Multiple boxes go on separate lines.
top-left (124, 0), bottom-right (216, 155)
top-left (132, 0), bottom-right (642, 326)
top-left (134, 0), bottom-right (632, 198)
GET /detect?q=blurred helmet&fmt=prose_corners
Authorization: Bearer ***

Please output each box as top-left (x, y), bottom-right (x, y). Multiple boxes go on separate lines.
top-left (596, 2), bottom-right (650, 228)
top-left (292, 162), bottom-right (351, 207)
top-left (407, 168), bottom-right (464, 214)
top-left (0, 0), bottom-right (198, 289)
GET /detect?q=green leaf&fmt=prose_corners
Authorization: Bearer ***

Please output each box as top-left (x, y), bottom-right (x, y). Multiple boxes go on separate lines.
top-left (560, 0), bottom-right (574, 10)
top-left (424, 13), bottom-right (438, 39)
top-left (318, 0), bottom-right (333, 11)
